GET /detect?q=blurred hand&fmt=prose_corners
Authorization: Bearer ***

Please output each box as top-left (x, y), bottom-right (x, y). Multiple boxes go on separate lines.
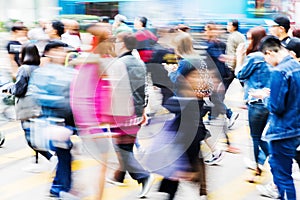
top-left (163, 63), bottom-right (178, 73)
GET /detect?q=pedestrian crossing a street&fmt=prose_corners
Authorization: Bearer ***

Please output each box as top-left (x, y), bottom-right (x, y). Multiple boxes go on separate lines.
top-left (0, 97), bottom-right (299, 200)
top-left (0, 31), bottom-right (299, 200)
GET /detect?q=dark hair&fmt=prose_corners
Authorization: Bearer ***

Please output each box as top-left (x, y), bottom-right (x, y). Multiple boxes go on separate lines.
top-left (246, 26), bottom-right (267, 55)
top-left (11, 26), bottom-right (26, 32)
top-left (231, 19), bottom-right (239, 31)
top-left (285, 37), bottom-right (300, 58)
top-left (138, 16), bottom-right (148, 27)
top-left (52, 20), bottom-right (65, 37)
top-left (274, 15), bottom-right (290, 33)
top-left (21, 43), bottom-right (40, 65)
top-left (117, 32), bottom-right (137, 51)
top-left (44, 40), bottom-right (68, 54)
top-left (259, 35), bottom-right (282, 54)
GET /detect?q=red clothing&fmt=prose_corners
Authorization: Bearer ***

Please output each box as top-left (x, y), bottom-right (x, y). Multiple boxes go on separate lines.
top-left (135, 29), bottom-right (158, 63)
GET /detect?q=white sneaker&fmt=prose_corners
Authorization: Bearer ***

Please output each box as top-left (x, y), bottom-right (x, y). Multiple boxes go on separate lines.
top-left (228, 113), bottom-right (239, 129)
top-left (138, 174), bottom-right (155, 198)
top-left (59, 191), bottom-right (80, 200)
top-left (200, 195), bottom-right (208, 200)
top-left (205, 150), bottom-right (224, 165)
top-left (257, 183), bottom-right (280, 199)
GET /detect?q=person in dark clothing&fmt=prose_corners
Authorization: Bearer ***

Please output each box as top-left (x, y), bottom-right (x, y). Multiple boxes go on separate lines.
top-left (134, 16), bottom-right (158, 63)
top-left (6, 25), bottom-right (28, 80)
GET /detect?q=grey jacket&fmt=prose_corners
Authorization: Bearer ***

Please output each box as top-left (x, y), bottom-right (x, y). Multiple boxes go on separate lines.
top-left (118, 52), bottom-right (147, 117)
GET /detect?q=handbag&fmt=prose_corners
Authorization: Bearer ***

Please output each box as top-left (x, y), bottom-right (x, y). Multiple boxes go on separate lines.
top-left (15, 95), bottom-right (42, 121)
top-left (29, 117), bottom-right (73, 151)
top-left (15, 65), bottom-right (42, 121)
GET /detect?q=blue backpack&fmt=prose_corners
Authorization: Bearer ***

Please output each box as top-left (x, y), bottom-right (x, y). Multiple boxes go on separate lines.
top-left (28, 64), bottom-right (77, 109)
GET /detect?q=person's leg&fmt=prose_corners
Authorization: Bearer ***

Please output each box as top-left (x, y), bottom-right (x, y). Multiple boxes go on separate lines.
top-left (209, 91), bottom-right (226, 119)
top-left (248, 104), bottom-right (269, 166)
top-left (269, 137), bottom-right (300, 200)
top-left (112, 150), bottom-right (127, 183)
top-left (257, 147), bottom-right (267, 166)
top-left (116, 143), bottom-right (150, 181)
top-left (159, 178), bottom-right (179, 200)
top-left (185, 133), bottom-right (207, 196)
top-left (51, 147), bottom-right (72, 196)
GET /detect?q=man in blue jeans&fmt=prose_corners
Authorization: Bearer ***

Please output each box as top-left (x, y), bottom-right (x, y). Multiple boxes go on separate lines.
top-left (259, 35), bottom-right (300, 200)
top-left (29, 40), bottom-right (78, 198)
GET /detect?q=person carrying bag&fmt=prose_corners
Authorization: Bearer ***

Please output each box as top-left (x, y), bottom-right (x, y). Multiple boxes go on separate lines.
top-left (8, 43), bottom-right (55, 170)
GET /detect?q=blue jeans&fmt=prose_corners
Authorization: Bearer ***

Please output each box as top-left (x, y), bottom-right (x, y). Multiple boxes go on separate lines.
top-left (269, 136), bottom-right (300, 200)
top-left (257, 147), bottom-right (267, 165)
top-left (248, 103), bottom-right (269, 164)
top-left (51, 147), bottom-right (72, 194)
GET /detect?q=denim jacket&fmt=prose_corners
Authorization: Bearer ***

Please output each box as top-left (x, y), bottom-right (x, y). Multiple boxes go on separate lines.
top-left (235, 52), bottom-right (271, 103)
top-left (265, 55), bottom-right (300, 141)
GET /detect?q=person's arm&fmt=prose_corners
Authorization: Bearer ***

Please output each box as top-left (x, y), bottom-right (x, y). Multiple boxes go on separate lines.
top-left (235, 55), bottom-right (261, 81)
top-left (267, 70), bottom-right (288, 115)
top-left (9, 66), bottom-right (30, 97)
top-left (235, 42), bottom-right (247, 76)
top-left (168, 59), bottom-right (191, 83)
top-left (8, 54), bottom-right (19, 80)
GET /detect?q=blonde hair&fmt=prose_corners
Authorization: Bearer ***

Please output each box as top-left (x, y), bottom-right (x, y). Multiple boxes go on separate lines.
top-left (172, 32), bottom-right (196, 57)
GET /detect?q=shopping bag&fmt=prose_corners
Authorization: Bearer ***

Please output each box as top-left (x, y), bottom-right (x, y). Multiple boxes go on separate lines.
top-left (29, 117), bottom-right (73, 151)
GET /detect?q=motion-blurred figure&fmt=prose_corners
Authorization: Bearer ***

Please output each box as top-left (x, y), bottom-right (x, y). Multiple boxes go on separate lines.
top-left (112, 14), bottom-right (132, 36)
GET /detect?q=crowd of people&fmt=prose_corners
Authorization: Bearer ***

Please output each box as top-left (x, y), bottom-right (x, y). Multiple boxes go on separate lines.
top-left (2, 13), bottom-right (300, 200)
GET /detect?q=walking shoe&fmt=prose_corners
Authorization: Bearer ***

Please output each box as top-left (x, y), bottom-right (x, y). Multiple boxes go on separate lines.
top-left (59, 191), bottom-right (80, 200)
top-left (228, 112), bottom-right (239, 129)
top-left (138, 174), bottom-right (155, 198)
top-left (226, 146), bottom-right (240, 154)
top-left (106, 177), bottom-right (127, 186)
top-left (204, 150), bottom-right (224, 165)
top-left (200, 195), bottom-right (208, 200)
top-left (256, 183), bottom-right (280, 199)
top-left (50, 189), bottom-right (80, 200)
